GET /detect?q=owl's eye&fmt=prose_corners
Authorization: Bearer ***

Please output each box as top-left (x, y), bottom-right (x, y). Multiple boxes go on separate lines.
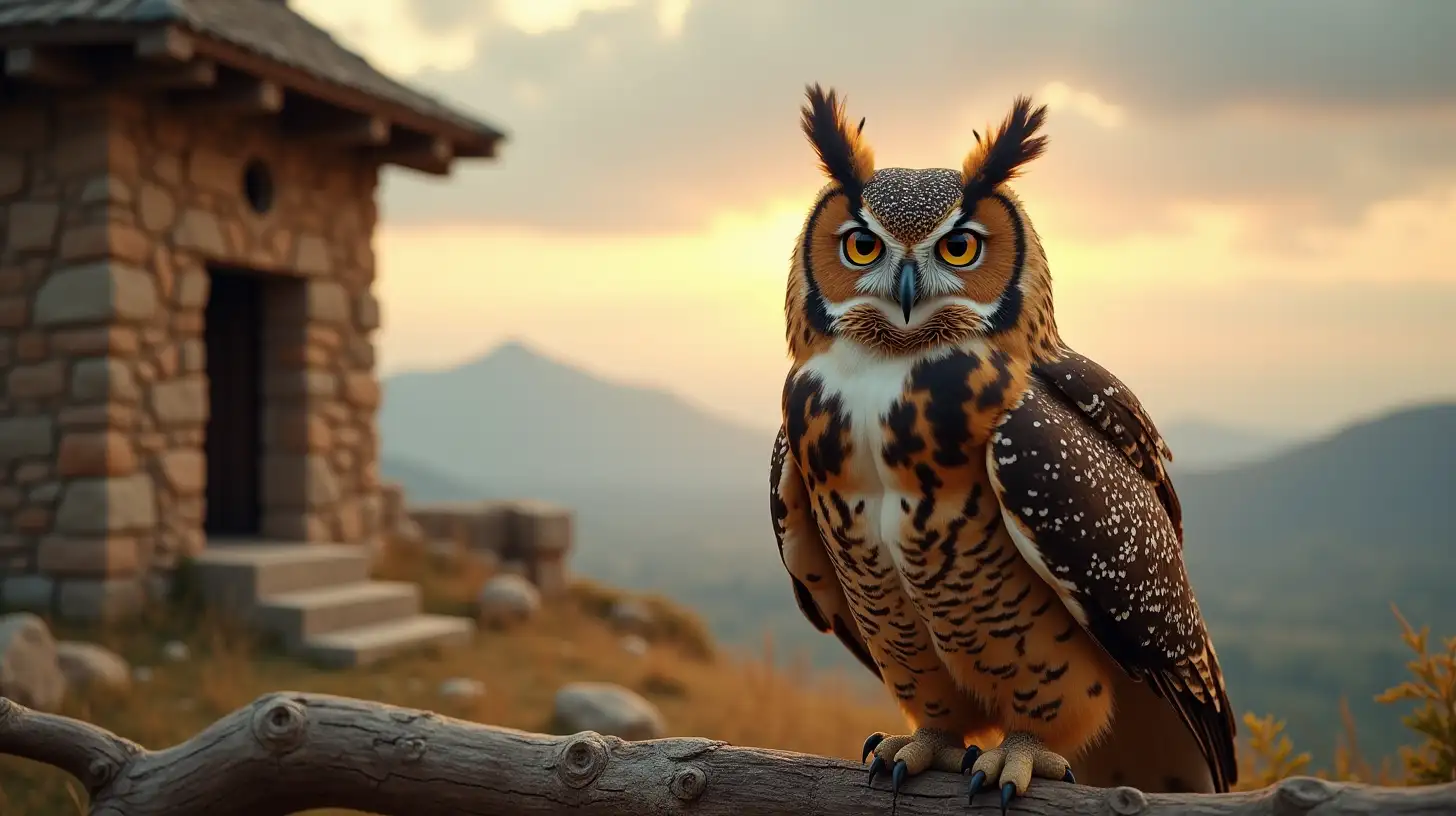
top-left (936, 230), bottom-right (984, 268)
top-left (841, 228), bottom-right (883, 267)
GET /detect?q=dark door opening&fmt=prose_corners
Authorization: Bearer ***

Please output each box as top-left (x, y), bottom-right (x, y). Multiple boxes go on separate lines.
top-left (204, 268), bottom-right (264, 537)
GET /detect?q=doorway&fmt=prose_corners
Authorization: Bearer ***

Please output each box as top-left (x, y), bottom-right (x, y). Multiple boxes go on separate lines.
top-left (204, 267), bottom-right (264, 537)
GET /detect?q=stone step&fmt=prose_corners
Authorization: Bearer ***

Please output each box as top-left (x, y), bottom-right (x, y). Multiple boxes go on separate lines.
top-left (302, 614), bottom-right (476, 669)
top-left (190, 543), bottom-right (372, 612)
top-left (254, 581), bottom-right (422, 650)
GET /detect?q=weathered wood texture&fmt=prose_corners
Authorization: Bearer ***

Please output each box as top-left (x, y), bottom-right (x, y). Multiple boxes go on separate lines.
top-left (1, 692), bottom-right (1453, 815)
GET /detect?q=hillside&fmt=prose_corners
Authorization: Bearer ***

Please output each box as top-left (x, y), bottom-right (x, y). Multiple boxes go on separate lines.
top-left (1159, 418), bottom-right (1301, 472)
top-left (378, 341), bottom-right (1456, 763)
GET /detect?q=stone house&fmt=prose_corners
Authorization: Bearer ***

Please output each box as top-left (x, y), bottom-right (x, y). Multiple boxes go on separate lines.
top-left (0, 0), bottom-right (506, 664)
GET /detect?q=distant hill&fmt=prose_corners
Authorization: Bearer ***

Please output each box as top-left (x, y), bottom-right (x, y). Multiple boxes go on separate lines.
top-left (378, 341), bottom-right (1456, 764)
top-left (1159, 418), bottom-right (1301, 472)
top-left (379, 341), bottom-right (772, 500)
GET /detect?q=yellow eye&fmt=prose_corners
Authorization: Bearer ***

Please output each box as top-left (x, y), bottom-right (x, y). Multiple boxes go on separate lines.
top-left (936, 230), bottom-right (983, 267)
top-left (841, 228), bottom-right (883, 267)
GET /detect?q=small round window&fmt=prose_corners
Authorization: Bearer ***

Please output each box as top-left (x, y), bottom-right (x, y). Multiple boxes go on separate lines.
top-left (242, 158), bottom-right (275, 215)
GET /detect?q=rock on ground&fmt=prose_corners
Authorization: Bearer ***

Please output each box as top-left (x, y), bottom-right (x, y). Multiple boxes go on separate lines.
top-left (438, 677), bottom-right (486, 700)
top-left (608, 598), bottom-right (654, 632)
top-left (553, 682), bottom-right (666, 741)
top-left (0, 612), bottom-right (67, 712)
top-left (476, 574), bottom-right (541, 628)
top-left (55, 641), bottom-right (131, 692)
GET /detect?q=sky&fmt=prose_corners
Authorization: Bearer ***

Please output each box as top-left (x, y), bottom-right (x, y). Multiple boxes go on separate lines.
top-left (294, 0), bottom-right (1456, 435)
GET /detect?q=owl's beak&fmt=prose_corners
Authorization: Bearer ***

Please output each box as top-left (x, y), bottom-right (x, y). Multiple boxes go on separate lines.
top-left (895, 260), bottom-right (918, 324)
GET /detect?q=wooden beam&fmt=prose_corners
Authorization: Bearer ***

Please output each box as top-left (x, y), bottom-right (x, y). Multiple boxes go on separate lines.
top-left (4, 46), bottom-right (90, 86)
top-left (114, 59), bottom-right (217, 91)
top-left (135, 27), bottom-right (195, 63)
top-left (288, 111), bottom-right (392, 146)
top-left (374, 132), bottom-right (454, 175)
top-left (172, 75), bottom-right (284, 116)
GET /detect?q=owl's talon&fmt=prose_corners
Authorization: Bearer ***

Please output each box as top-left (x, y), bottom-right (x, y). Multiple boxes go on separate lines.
top-left (967, 769), bottom-right (987, 803)
top-left (969, 731), bottom-right (1072, 807)
top-left (861, 732), bottom-right (886, 763)
top-left (960, 744), bottom-right (982, 774)
top-left (866, 755), bottom-right (885, 784)
top-left (1062, 767), bottom-right (1076, 784)
top-left (891, 760), bottom-right (909, 792)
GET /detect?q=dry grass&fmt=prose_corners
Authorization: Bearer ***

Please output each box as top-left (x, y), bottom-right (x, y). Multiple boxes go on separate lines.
top-left (1235, 604), bottom-right (1456, 788)
top-left (0, 544), bottom-right (896, 815)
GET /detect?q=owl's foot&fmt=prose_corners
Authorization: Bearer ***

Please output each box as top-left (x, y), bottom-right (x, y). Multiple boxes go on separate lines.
top-left (862, 728), bottom-right (966, 792)
top-left (965, 731), bottom-right (1074, 814)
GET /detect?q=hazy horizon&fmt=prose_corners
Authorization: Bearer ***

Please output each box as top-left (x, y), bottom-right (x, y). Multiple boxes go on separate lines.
top-left (293, 0), bottom-right (1456, 436)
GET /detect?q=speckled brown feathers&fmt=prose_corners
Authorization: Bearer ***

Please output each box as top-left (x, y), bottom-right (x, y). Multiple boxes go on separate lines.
top-left (988, 380), bottom-right (1237, 790)
top-left (801, 85), bottom-right (875, 209)
top-left (961, 96), bottom-right (1049, 212)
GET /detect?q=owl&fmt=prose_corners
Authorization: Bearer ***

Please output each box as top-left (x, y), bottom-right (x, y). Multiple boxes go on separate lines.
top-left (768, 85), bottom-right (1238, 810)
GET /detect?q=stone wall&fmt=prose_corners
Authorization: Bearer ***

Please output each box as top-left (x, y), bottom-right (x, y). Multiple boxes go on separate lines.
top-left (409, 500), bottom-right (573, 599)
top-left (0, 90), bottom-right (384, 619)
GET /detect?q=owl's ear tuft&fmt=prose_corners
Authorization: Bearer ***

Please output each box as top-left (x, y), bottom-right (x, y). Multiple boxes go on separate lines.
top-left (801, 84), bottom-right (875, 205)
top-left (961, 95), bottom-right (1048, 206)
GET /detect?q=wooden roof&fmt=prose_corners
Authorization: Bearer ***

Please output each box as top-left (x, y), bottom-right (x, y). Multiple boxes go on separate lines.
top-left (0, 0), bottom-right (507, 175)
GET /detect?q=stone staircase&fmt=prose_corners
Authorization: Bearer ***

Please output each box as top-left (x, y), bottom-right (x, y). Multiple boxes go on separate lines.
top-left (189, 541), bottom-right (474, 668)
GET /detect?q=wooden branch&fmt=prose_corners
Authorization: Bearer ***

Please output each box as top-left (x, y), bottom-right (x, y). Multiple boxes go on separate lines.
top-left (4, 46), bottom-right (90, 86)
top-left (173, 75), bottom-right (284, 116)
top-left (1, 693), bottom-right (1451, 816)
top-left (374, 131), bottom-right (455, 176)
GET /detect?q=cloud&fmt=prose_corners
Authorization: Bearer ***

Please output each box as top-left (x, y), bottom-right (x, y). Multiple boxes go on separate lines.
top-left (293, 0), bottom-right (1456, 237)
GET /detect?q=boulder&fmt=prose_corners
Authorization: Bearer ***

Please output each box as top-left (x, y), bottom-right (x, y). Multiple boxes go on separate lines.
top-left (476, 574), bottom-right (541, 628)
top-left (552, 682), bottom-right (666, 741)
top-left (55, 641), bottom-right (131, 692)
top-left (0, 612), bottom-right (67, 711)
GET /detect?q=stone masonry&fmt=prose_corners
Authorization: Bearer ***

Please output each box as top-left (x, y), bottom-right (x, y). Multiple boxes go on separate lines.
top-left (0, 91), bottom-right (383, 620)
top-left (409, 499), bottom-right (574, 599)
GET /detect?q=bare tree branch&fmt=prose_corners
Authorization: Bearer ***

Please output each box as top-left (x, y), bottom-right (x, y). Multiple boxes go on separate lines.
top-left (1, 692), bottom-right (1453, 815)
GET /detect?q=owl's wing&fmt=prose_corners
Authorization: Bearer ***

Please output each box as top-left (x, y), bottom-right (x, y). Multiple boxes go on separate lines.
top-left (1032, 348), bottom-right (1184, 546)
top-left (985, 371), bottom-right (1238, 793)
top-left (769, 425), bottom-right (882, 679)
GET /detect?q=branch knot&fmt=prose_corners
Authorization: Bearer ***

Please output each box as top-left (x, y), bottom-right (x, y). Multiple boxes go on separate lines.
top-left (557, 732), bottom-right (609, 789)
top-left (1106, 785), bottom-right (1149, 815)
top-left (669, 765), bottom-right (708, 801)
top-left (250, 695), bottom-right (308, 755)
top-left (1277, 776), bottom-right (1337, 810)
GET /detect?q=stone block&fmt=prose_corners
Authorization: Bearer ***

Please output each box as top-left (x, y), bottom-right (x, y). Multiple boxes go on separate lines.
top-left (0, 415), bottom-right (54, 463)
top-left (295, 234), bottom-right (331, 275)
top-left (0, 296), bottom-right (26, 329)
top-left (70, 357), bottom-right (139, 403)
top-left (342, 372), bottom-right (380, 409)
top-left (38, 535), bottom-right (138, 576)
top-left (7, 361), bottom-right (66, 399)
top-left (137, 181), bottom-right (177, 233)
top-left (173, 267), bottom-right (209, 309)
top-left (57, 404), bottom-right (133, 430)
top-left (52, 327), bottom-right (140, 356)
top-left (306, 281), bottom-right (350, 323)
top-left (57, 431), bottom-right (138, 477)
top-left (507, 500), bottom-right (574, 558)
top-left (149, 376), bottom-right (207, 426)
top-left (0, 153), bottom-right (24, 198)
top-left (33, 261), bottom-right (159, 326)
top-left (79, 177), bottom-right (134, 206)
top-left (158, 449), bottom-right (204, 495)
top-left (53, 474), bottom-right (156, 535)
top-left (58, 221), bottom-right (152, 265)
top-left (354, 292), bottom-right (380, 331)
top-left (56, 578), bottom-right (144, 621)
top-left (7, 202), bottom-right (60, 252)
top-left (14, 505), bottom-right (51, 534)
top-left (0, 574), bottom-right (54, 611)
top-left (172, 209), bottom-right (226, 255)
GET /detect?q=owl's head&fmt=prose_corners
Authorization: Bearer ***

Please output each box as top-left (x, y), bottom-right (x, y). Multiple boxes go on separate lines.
top-left (786, 85), bottom-right (1062, 363)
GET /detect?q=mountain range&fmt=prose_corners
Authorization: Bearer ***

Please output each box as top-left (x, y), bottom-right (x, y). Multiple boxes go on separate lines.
top-left (379, 341), bottom-right (1456, 764)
